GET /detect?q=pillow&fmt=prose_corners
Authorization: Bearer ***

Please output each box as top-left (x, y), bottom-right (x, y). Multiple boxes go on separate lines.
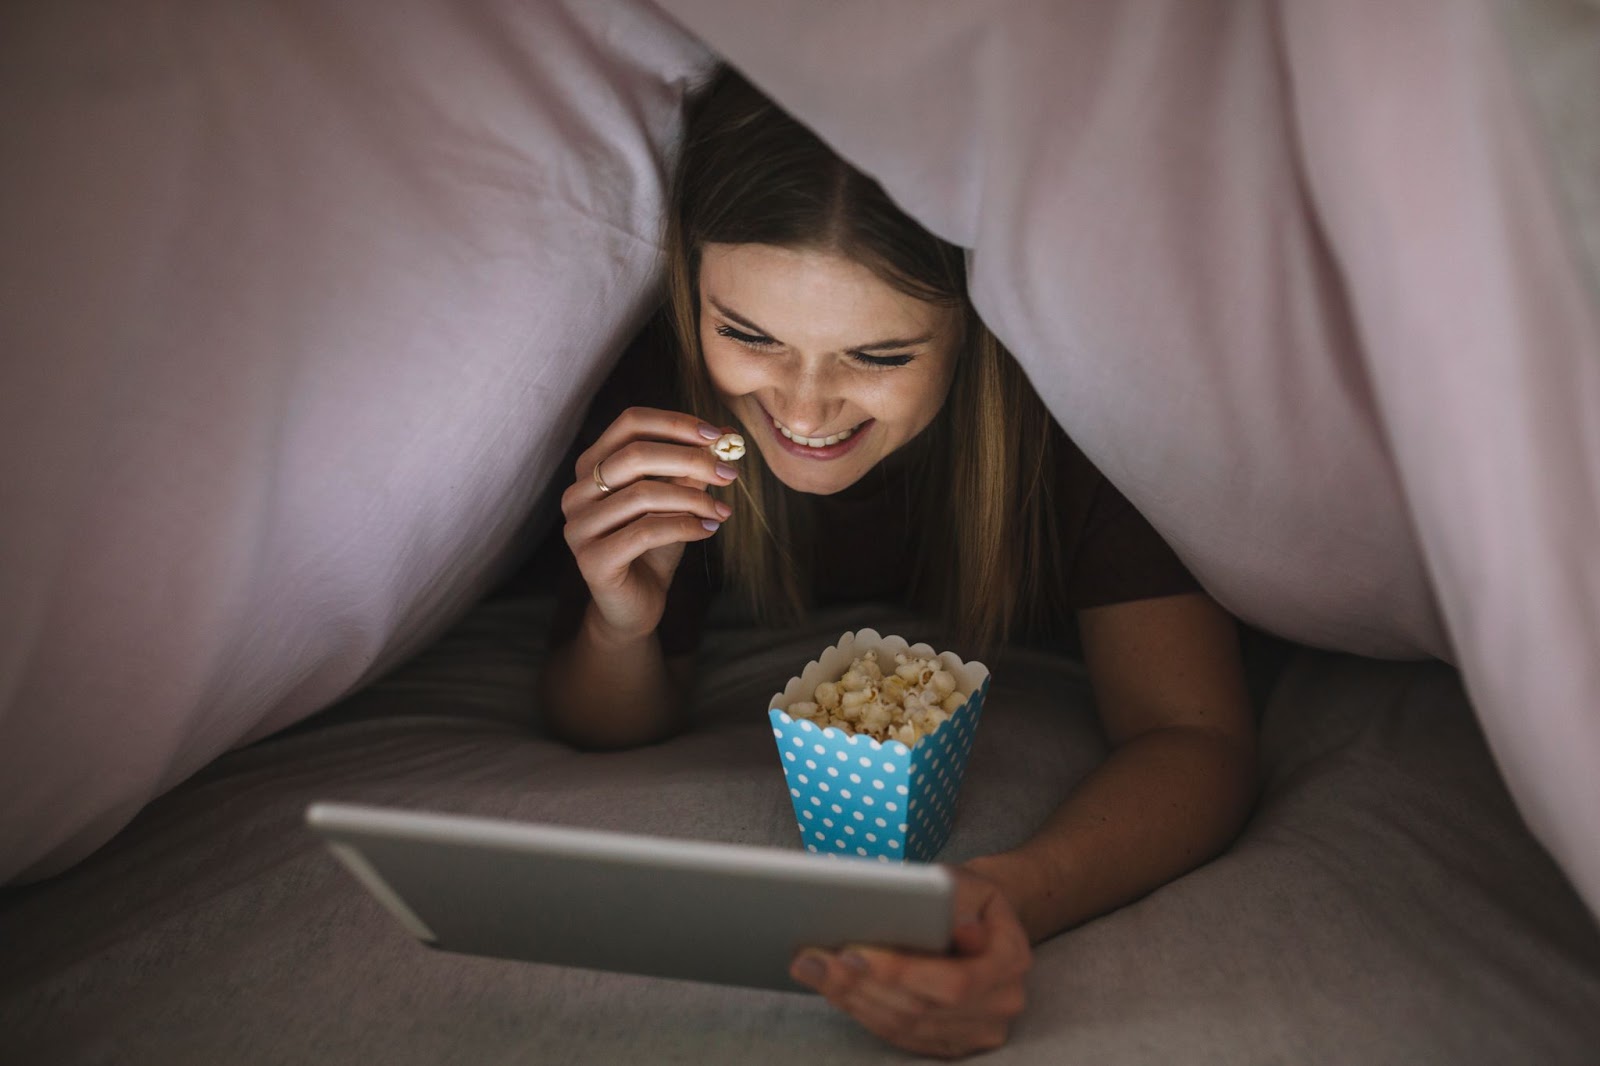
top-left (654, 0), bottom-right (1600, 918)
top-left (0, 1), bottom-right (711, 883)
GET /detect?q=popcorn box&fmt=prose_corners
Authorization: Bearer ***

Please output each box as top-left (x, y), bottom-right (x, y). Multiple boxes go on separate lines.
top-left (768, 629), bottom-right (991, 863)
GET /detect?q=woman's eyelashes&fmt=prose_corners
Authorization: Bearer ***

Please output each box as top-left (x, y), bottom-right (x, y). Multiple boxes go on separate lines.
top-left (715, 324), bottom-right (774, 347)
top-left (851, 351), bottom-right (914, 368)
top-left (713, 324), bottom-right (914, 368)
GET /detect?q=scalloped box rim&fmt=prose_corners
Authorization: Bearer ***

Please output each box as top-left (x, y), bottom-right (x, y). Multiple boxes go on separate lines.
top-left (767, 628), bottom-right (990, 744)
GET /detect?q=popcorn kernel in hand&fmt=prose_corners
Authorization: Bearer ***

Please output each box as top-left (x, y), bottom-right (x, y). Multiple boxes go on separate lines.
top-left (711, 432), bottom-right (746, 461)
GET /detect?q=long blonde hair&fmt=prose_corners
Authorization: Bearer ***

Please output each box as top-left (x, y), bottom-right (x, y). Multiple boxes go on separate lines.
top-left (665, 70), bottom-right (1062, 655)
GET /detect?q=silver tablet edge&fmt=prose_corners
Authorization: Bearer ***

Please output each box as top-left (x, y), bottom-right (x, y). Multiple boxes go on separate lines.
top-left (307, 802), bottom-right (954, 895)
top-left (325, 840), bottom-right (438, 942)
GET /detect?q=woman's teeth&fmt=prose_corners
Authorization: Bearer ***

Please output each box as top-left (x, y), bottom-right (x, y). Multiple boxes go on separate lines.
top-left (775, 420), bottom-right (856, 448)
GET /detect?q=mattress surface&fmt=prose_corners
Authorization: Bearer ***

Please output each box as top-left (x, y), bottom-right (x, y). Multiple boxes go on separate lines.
top-left (2, 599), bottom-right (1596, 1064)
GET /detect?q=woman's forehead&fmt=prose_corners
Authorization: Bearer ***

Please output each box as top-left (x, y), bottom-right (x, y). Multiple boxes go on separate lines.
top-left (698, 243), bottom-right (956, 344)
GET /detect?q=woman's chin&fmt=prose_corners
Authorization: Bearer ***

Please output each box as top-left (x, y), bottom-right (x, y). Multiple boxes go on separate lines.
top-left (762, 452), bottom-right (870, 496)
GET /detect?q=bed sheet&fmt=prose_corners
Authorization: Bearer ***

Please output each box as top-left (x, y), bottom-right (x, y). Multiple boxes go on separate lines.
top-left (2, 600), bottom-right (1596, 1065)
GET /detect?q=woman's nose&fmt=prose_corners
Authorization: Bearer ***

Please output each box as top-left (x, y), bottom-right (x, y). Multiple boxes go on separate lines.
top-left (772, 363), bottom-right (843, 435)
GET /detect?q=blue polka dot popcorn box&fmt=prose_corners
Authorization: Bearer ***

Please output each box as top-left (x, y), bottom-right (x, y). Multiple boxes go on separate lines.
top-left (768, 629), bottom-right (991, 863)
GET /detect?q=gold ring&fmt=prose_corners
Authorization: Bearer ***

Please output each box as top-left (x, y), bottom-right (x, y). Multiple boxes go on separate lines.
top-left (592, 460), bottom-right (613, 495)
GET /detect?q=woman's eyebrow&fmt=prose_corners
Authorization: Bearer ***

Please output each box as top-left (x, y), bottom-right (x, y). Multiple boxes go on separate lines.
top-left (854, 333), bottom-right (933, 352)
top-left (707, 296), bottom-right (930, 351)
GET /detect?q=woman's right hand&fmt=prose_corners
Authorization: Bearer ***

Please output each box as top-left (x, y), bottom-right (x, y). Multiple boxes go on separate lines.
top-left (562, 407), bottom-right (739, 642)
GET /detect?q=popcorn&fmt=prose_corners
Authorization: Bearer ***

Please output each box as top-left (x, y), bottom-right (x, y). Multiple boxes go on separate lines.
top-left (769, 630), bottom-right (991, 862)
top-left (803, 650), bottom-right (967, 745)
top-left (711, 432), bottom-right (746, 461)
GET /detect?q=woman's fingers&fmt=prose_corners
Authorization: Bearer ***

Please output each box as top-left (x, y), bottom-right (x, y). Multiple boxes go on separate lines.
top-left (565, 479), bottom-right (731, 546)
top-left (830, 957), bottom-right (928, 1017)
top-left (827, 909), bottom-right (1028, 1012)
top-left (574, 513), bottom-right (724, 588)
top-left (585, 406), bottom-right (723, 460)
top-left (794, 949), bottom-right (1018, 1060)
top-left (577, 439), bottom-right (738, 502)
top-left (574, 408), bottom-right (729, 494)
top-left (831, 945), bottom-right (1029, 1016)
top-left (788, 866), bottom-right (1033, 1058)
top-left (555, 408), bottom-right (735, 638)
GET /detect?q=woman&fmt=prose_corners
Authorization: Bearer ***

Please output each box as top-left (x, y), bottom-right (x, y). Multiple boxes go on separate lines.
top-left (541, 69), bottom-right (1257, 1059)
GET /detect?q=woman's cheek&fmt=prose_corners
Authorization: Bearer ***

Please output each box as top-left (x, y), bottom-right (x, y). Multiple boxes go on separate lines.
top-left (868, 372), bottom-right (933, 424)
top-left (704, 349), bottom-right (766, 401)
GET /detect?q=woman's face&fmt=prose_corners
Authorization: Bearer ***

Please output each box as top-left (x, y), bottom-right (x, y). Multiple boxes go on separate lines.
top-left (697, 243), bottom-right (961, 496)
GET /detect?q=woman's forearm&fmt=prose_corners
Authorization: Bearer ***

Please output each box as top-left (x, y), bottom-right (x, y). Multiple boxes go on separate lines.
top-left (966, 724), bottom-right (1258, 943)
top-left (538, 604), bottom-right (690, 750)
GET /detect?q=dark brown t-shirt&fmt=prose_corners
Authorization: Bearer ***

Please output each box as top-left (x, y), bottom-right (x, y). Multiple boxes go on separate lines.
top-left (546, 320), bottom-right (1199, 655)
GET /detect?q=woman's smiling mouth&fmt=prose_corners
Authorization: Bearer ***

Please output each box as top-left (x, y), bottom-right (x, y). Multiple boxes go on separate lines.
top-left (776, 419), bottom-right (856, 448)
top-left (765, 409), bottom-right (873, 460)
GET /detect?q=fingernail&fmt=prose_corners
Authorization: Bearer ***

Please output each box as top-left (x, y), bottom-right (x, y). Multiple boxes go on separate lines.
top-left (715, 462), bottom-right (738, 480)
top-left (714, 501), bottom-right (732, 519)
top-left (841, 951), bottom-right (870, 973)
top-left (700, 519), bottom-right (721, 532)
top-left (698, 423), bottom-right (721, 439)
top-left (792, 955), bottom-right (826, 984)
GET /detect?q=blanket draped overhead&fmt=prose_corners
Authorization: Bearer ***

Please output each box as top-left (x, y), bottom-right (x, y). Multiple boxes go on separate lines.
top-left (1, 0), bottom-right (1596, 924)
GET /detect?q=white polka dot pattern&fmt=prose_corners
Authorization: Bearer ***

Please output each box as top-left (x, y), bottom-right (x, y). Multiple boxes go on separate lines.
top-left (770, 671), bottom-right (991, 862)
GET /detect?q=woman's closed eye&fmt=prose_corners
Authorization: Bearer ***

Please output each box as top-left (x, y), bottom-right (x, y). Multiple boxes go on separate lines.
top-left (849, 350), bottom-right (914, 369)
top-left (714, 324), bottom-right (914, 369)
top-left (715, 323), bottom-right (775, 347)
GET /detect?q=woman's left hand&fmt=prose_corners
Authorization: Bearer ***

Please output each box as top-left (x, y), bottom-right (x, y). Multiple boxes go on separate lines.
top-left (788, 864), bottom-right (1032, 1059)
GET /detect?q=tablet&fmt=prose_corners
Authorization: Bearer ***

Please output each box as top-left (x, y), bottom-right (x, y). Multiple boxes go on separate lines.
top-left (306, 802), bottom-right (954, 991)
